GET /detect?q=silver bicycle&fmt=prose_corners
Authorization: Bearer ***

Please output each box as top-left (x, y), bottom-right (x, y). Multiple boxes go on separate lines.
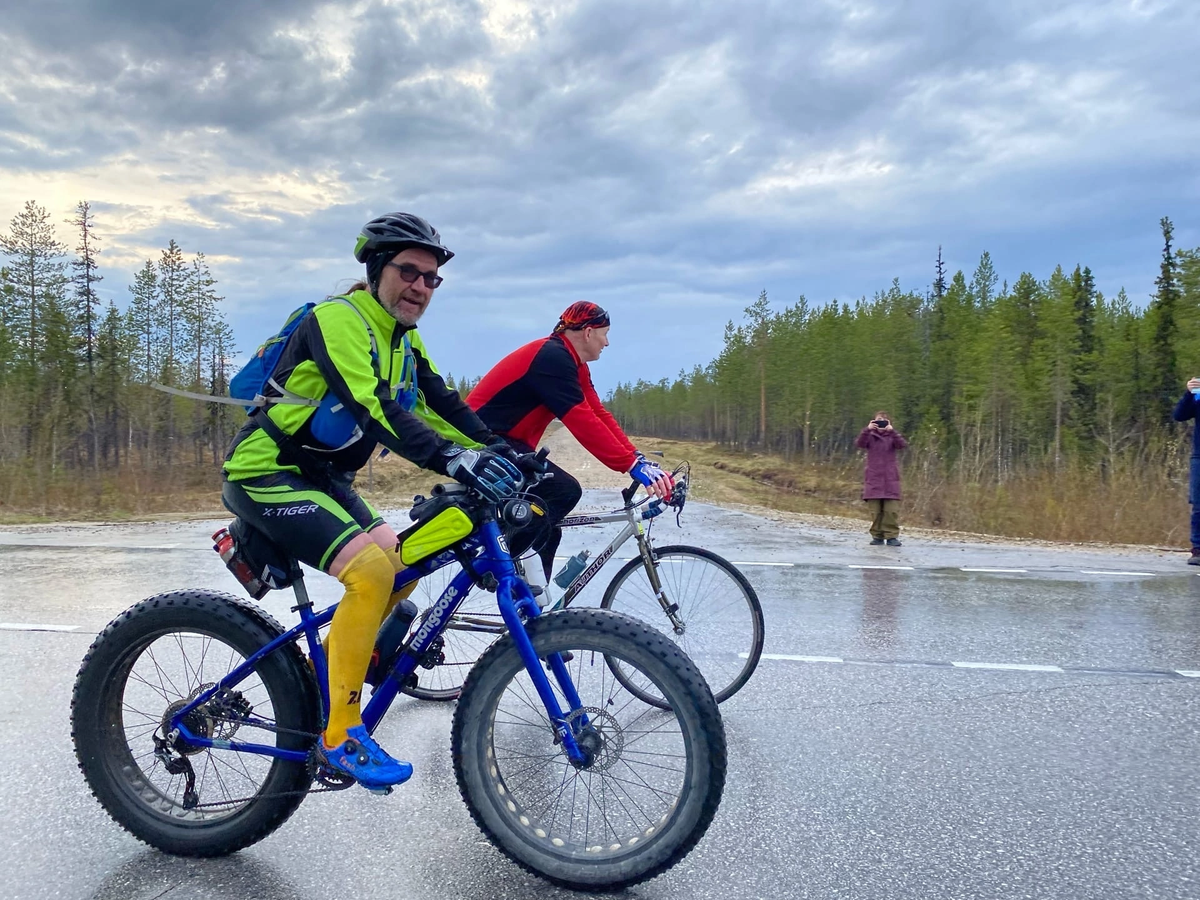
top-left (399, 462), bottom-right (765, 706)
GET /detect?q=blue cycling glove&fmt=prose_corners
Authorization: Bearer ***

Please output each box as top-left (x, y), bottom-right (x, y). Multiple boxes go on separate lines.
top-left (630, 455), bottom-right (670, 490)
top-left (441, 446), bottom-right (522, 503)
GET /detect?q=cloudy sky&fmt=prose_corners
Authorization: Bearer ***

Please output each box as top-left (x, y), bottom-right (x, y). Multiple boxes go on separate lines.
top-left (1, 0), bottom-right (1197, 392)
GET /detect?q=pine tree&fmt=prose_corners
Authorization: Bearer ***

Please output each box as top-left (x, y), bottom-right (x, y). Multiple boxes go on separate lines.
top-left (95, 301), bottom-right (128, 467)
top-left (183, 253), bottom-right (220, 386)
top-left (1070, 265), bottom-right (1098, 446)
top-left (0, 201), bottom-right (68, 458)
top-left (157, 240), bottom-right (187, 465)
top-left (69, 201), bottom-right (103, 468)
top-left (970, 251), bottom-right (998, 308)
top-left (125, 260), bottom-right (158, 464)
top-left (1149, 216), bottom-right (1180, 421)
top-left (157, 240), bottom-right (186, 380)
top-left (744, 290), bottom-right (771, 446)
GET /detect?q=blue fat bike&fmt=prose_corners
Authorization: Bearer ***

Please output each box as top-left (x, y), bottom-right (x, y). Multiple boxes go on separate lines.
top-left (70, 456), bottom-right (727, 891)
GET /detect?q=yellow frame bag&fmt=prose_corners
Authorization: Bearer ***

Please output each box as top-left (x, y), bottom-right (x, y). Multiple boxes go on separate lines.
top-left (399, 506), bottom-right (476, 565)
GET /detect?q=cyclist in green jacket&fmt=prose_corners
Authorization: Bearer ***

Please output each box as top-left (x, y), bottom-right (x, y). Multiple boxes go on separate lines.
top-left (222, 213), bottom-right (521, 789)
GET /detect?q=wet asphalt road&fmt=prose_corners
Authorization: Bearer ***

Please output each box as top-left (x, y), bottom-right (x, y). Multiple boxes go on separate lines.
top-left (1, 492), bottom-right (1198, 900)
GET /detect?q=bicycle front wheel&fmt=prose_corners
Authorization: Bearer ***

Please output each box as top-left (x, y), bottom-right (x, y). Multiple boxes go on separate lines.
top-left (600, 544), bottom-right (764, 704)
top-left (452, 608), bottom-right (726, 890)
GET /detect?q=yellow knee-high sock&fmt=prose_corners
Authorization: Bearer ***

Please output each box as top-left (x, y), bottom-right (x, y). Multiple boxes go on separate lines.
top-left (319, 558), bottom-right (416, 662)
top-left (381, 544), bottom-right (419, 620)
top-left (324, 543), bottom-right (395, 748)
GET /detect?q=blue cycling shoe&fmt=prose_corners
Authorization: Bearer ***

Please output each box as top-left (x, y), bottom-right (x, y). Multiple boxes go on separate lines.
top-left (317, 725), bottom-right (413, 789)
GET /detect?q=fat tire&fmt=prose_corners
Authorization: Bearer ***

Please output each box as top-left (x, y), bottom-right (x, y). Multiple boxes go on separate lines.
top-left (71, 589), bottom-right (319, 856)
top-left (601, 544), bottom-right (764, 705)
top-left (452, 608), bottom-right (726, 891)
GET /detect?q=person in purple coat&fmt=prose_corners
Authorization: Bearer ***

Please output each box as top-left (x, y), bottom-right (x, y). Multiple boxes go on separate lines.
top-left (855, 410), bottom-right (909, 546)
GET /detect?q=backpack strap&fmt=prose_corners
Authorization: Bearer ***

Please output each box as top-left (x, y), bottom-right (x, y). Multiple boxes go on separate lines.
top-left (253, 408), bottom-right (337, 490)
top-left (327, 295), bottom-right (378, 357)
top-left (260, 295), bottom-right (379, 408)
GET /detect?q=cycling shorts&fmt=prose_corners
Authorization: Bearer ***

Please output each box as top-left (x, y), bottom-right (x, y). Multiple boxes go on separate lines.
top-left (221, 470), bottom-right (386, 573)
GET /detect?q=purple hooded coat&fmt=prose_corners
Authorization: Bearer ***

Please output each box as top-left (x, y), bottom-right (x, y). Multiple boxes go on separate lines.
top-left (855, 427), bottom-right (908, 500)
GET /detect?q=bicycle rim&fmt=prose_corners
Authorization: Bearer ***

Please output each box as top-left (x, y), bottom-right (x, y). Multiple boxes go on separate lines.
top-left (454, 610), bottom-right (724, 888)
top-left (110, 630), bottom-right (283, 821)
top-left (601, 545), bottom-right (764, 704)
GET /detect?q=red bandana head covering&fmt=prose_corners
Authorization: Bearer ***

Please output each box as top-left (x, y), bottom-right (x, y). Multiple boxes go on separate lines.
top-left (553, 301), bottom-right (610, 334)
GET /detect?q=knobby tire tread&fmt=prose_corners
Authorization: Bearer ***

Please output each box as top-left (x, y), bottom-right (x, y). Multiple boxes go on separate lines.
top-left (450, 608), bottom-right (726, 891)
top-left (71, 589), bottom-right (319, 857)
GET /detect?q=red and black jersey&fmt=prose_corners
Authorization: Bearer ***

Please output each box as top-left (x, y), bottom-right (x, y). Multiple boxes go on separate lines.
top-left (468, 334), bottom-right (637, 472)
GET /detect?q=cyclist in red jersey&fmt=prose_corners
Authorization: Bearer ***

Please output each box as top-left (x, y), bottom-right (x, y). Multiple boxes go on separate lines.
top-left (468, 301), bottom-right (673, 582)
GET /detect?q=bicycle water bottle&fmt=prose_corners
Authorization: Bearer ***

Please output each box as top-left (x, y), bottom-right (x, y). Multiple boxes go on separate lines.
top-left (365, 598), bottom-right (418, 687)
top-left (212, 527), bottom-right (268, 600)
top-left (553, 550), bottom-right (591, 589)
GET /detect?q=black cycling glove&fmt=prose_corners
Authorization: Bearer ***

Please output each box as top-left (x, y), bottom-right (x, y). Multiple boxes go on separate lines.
top-left (440, 446), bottom-right (522, 503)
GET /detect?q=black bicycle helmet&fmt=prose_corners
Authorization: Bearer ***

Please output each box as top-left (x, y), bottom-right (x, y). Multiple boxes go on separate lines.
top-left (354, 212), bottom-right (454, 266)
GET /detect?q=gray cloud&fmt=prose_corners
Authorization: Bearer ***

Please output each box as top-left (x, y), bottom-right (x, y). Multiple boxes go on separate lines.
top-left (1, 0), bottom-right (1198, 392)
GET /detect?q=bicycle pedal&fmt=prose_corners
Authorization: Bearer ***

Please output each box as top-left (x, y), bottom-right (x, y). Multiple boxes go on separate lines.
top-left (363, 785), bottom-right (394, 797)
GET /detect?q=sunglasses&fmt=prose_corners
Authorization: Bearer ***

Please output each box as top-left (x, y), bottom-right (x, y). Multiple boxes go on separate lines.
top-left (386, 261), bottom-right (443, 289)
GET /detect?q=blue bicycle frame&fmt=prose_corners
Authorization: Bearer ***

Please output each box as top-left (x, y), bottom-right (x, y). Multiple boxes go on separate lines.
top-left (166, 518), bottom-right (590, 765)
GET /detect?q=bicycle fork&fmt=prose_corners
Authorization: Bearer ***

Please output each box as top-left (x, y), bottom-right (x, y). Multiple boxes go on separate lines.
top-left (496, 577), bottom-right (595, 767)
top-left (634, 532), bottom-right (687, 635)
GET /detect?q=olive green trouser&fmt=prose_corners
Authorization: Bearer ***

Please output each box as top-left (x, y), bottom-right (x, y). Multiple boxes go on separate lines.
top-left (866, 499), bottom-right (900, 540)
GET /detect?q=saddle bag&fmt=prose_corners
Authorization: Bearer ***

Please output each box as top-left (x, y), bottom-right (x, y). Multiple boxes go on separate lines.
top-left (213, 518), bottom-right (295, 599)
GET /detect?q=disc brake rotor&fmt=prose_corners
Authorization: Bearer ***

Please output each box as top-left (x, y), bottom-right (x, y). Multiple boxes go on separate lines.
top-left (564, 706), bottom-right (625, 772)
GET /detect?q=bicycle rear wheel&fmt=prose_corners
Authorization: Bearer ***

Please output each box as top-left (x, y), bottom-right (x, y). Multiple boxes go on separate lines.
top-left (71, 590), bottom-right (318, 856)
top-left (401, 565), bottom-right (503, 701)
top-left (600, 544), bottom-right (764, 705)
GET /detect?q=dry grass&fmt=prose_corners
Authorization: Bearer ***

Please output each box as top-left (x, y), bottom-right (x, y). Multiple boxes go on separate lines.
top-left (628, 436), bottom-right (1192, 548)
top-left (0, 454), bottom-right (449, 525)
top-left (0, 435), bottom-right (1190, 548)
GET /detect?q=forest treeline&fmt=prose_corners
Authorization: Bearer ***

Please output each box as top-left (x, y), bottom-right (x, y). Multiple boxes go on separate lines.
top-left (608, 220), bottom-right (1200, 542)
top-left (0, 199), bottom-right (474, 515)
top-left (611, 219), bottom-right (1199, 473)
top-left (0, 199), bottom-right (242, 508)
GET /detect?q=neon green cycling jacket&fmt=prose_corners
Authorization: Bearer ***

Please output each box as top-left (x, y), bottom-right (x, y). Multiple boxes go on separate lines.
top-left (223, 289), bottom-right (489, 482)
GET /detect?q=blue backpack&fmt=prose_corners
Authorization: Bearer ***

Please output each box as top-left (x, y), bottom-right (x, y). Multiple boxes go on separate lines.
top-left (228, 296), bottom-right (417, 451)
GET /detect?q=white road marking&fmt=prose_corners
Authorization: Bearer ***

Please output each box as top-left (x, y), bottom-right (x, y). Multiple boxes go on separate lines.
top-left (744, 654), bottom-right (1200, 679)
top-left (960, 567), bottom-right (1028, 573)
top-left (0, 622), bottom-right (79, 632)
top-left (729, 561), bottom-right (795, 567)
top-left (951, 661), bottom-right (1064, 672)
top-left (848, 564), bottom-right (915, 570)
top-left (1079, 570), bottom-right (1155, 576)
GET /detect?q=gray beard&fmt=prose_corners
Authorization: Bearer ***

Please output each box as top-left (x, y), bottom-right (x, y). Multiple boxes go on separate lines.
top-left (385, 298), bottom-right (424, 327)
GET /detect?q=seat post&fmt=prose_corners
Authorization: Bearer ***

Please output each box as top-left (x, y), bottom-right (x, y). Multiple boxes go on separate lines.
top-left (289, 560), bottom-right (312, 610)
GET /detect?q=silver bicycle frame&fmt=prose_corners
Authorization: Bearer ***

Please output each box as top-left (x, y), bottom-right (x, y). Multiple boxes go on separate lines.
top-left (552, 503), bottom-right (684, 631)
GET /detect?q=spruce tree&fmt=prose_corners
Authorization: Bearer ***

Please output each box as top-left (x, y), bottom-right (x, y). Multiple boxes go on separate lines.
top-left (1149, 216), bottom-right (1180, 420)
top-left (0, 201), bottom-right (67, 372)
top-left (933, 246), bottom-right (947, 300)
top-left (69, 201), bottom-right (103, 468)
